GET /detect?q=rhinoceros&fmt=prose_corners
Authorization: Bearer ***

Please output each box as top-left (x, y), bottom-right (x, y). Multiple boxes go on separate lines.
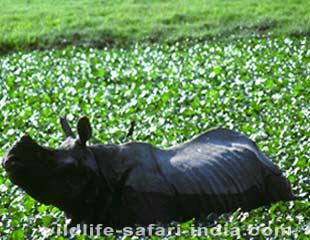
top-left (2, 117), bottom-right (295, 227)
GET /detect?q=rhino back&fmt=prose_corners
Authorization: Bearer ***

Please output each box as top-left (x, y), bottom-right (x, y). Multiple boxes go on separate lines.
top-left (152, 128), bottom-right (289, 213)
top-left (90, 129), bottom-right (292, 224)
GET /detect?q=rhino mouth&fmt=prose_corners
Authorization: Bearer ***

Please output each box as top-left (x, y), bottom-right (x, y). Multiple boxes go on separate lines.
top-left (3, 150), bottom-right (54, 191)
top-left (3, 155), bottom-right (20, 171)
top-left (3, 152), bottom-right (55, 204)
top-left (3, 154), bottom-right (26, 180)
top-left (3, 155), bottom-right (33, 186)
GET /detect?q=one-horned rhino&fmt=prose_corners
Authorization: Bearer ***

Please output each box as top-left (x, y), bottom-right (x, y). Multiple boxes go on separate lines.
top-left (2, 116), bottom-right (295, 227)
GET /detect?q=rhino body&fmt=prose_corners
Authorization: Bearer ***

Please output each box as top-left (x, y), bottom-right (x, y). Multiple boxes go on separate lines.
top-left (3, 117), bottom-right (294, 227)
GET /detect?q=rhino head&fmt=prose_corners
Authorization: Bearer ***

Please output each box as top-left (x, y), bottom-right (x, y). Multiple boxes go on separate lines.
top-left (2, 117), bottom-right (104, 221)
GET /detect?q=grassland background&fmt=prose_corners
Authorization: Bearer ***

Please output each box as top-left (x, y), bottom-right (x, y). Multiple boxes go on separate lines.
top-left (1, 0), bottom-right (310, 53)
top-left (1, 37), bottom-right (310, 240)
top-left (1, 0), bottom-right (310, 239)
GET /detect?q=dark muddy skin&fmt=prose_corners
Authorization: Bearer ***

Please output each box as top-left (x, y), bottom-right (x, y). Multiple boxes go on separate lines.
top-left (2, 117), bottom-right (295, 227)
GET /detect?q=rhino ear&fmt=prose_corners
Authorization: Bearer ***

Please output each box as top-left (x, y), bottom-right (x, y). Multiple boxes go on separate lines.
top-left (77, 116), bottom-right (92, 146)
top-left (60, 117), bottom-right (75, 138)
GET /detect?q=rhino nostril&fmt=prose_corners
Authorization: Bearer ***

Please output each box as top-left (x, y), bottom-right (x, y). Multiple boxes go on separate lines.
top-left (7, 160), bottom-right (15, 167)
top-left (4, 155), bottom-right (20, 170)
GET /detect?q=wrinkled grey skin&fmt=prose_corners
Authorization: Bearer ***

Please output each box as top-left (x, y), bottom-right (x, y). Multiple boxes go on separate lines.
top-left (2, 117), bottom-right (295, 227)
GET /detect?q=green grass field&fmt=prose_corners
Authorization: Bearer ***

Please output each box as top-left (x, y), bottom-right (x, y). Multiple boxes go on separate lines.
top-left (1, 38), bottom-right (310, 239)
top-left (1, 1), bottom-right (310, 239)
top-left (1, 0), bottom-right (310, 53)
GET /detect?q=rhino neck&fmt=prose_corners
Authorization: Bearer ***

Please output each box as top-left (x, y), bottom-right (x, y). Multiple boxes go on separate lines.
top-left (61, 171), bottom-right (111, 226)
top-left (79, 144), bottom-right (136, 226)
top-left (88, 144), bottom-right (127, 194)
top-left (58, 145), bottom-right (124, 226)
